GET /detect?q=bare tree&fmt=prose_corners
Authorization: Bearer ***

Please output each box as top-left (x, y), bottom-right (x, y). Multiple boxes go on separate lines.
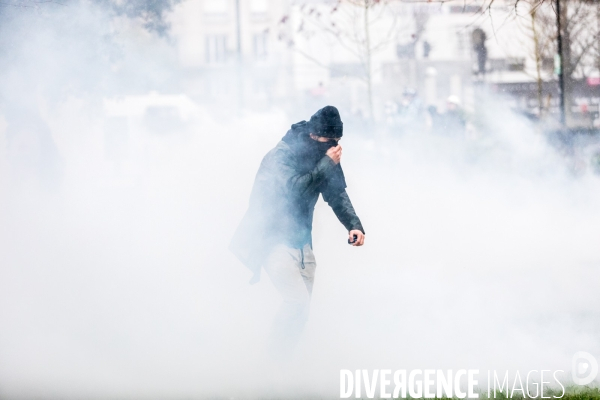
top-left (0, 0), bottom-right (182, 35)
top-left (475, 0), bottom-right (598, 125)
top-left (277, 0), bottom-right (598, 125)
top-left (278, 0), bottom-right (402, 120)
top-left (511, 0), bottom-right (556, 115)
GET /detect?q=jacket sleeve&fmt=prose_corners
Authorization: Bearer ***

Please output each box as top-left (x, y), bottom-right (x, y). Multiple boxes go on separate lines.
top-left (285, 155), bottom-right (337, 196)
top-left (323, 189), bottom-right (365, 234)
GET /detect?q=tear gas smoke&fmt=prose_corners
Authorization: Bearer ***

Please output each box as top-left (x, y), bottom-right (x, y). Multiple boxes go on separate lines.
top-left (0, 2), bottom-right (599, 399)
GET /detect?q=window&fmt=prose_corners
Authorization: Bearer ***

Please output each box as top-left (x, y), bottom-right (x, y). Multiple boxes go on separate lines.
top-left (541, 57), bottom-right (554, 71)
top-left (450, 5), bottom-right (482, 13)
top-left (455, 29), bottom-right (470, 59)
top-left (253, 32), bottom-right (268, 59)
top-left (206, 35), bottom-right (228, 63)
top-left (488, 58), bottom-right (526, 72)
top-left (329, 63), bottom-right (365, 79)
top-left (506, 58), bottom-right (525, 71)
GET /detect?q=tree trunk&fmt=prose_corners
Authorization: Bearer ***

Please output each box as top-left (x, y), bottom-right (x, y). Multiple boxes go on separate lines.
top-left (531, 7), bottom-right (544, 116)
top-left (559, 0), bottom-right (575, 127)
top-left (364, 0), bottom-right (374, 120)
top-left (597, 0), bottom-right (600, 77)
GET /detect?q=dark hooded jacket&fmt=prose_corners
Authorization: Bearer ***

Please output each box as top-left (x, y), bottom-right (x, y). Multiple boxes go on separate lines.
top-left (229, 120), bottom-right (364, 282)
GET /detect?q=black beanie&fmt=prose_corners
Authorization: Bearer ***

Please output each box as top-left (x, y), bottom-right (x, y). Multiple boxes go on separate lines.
top-left (308, 105), bottom-right (343, 138)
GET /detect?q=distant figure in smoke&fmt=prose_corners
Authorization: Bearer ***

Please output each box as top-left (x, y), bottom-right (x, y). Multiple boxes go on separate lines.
top-left (427, 105), bottom-right (442, 135)
top-left (230, 105), bottom-right (365, 357)
top-left (472, 28), bottom-right (487, 76)
top-left (397, 88), bottom-right (425, 135)
top-left (440, 95), bottom-right (466, 136)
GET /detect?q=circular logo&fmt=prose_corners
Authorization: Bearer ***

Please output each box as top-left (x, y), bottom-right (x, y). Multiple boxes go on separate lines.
top-left (572, 351), bottom-right (598, 385)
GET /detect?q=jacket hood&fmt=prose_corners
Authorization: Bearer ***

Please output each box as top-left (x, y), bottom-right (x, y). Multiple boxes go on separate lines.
top-left (281, 120), bottom-right (310, 145)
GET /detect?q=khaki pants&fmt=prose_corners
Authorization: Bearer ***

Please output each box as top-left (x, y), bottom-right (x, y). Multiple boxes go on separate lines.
top-left (263, 243), bottom-right (317, 356)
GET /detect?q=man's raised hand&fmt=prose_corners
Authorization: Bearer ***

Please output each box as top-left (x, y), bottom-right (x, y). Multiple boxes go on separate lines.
top-left (326, 144), bottom-right (342, 164)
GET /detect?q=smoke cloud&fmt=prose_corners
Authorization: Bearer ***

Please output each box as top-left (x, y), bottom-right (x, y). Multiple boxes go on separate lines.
top-left (1, 1), bottom-right (599, 399)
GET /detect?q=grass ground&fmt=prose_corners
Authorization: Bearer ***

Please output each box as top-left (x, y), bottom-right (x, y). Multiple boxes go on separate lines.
top-left (398, 386), bottom-right (600, 400)
top-left (480, 386), bottom-right (600, 400)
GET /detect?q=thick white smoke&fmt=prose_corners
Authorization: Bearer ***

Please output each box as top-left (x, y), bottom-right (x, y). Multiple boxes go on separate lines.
top-left (1, 2), bottom-right (599, 399)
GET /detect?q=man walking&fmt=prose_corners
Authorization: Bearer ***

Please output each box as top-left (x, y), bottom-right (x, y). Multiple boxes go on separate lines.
top-left (230, 105), bottom-right (365, 356)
